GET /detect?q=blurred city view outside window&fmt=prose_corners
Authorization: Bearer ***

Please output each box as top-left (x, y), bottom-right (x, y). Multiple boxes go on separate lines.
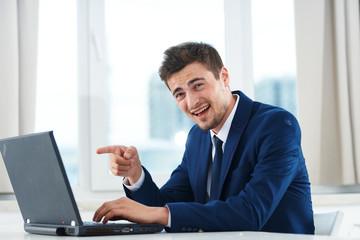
top-left (252, 0), bottom-right (298, 116)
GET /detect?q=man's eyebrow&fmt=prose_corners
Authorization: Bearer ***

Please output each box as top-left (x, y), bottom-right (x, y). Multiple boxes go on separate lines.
top-left (172, 77), bottom-right (205, 96)
top-left (172, 87), bottom-right (182, 97)
top-left (188, 77), bottom-right (205, 87)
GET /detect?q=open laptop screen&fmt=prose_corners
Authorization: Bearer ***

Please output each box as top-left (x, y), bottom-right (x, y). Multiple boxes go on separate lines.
top-left (0, 131), bottom-right (82, 226)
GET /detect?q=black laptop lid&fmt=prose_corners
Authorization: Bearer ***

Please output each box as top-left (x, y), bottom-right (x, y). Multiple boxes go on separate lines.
top-left (0, 131), bottom-right (82, 226)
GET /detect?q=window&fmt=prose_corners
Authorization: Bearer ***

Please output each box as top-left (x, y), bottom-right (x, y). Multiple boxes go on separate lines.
top-left (251, 0), bottom-right (298, 116)
top-left (35, 0), bottom-right (78, 184)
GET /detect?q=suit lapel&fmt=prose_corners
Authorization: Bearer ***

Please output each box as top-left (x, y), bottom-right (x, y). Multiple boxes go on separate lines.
top-left (218, 91), bottom-right (253, 199)
top-left (194, 131), bottom-right (211, 203)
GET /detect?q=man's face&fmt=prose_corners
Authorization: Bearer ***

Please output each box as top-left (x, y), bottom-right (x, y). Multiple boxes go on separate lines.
top-left (167, 62), bottom-right (233, 134)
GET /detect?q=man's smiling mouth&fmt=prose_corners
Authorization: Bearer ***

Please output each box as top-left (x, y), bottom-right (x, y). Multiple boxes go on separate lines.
top-left (192, 105), bottom-right (210, 116)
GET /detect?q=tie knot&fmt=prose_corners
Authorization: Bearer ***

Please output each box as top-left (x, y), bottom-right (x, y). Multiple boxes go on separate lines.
top-left (213, 136), bottom-right (223, 151)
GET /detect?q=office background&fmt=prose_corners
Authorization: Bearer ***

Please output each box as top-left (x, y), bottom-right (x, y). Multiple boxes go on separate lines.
top-left (0, 0), bottom-right (360, 237)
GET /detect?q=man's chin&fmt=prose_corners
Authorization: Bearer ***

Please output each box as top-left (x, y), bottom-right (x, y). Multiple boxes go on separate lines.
top-left (195, 121), bottom-right (218, 132)
top-left (197, 125), bottom-right (211, 132)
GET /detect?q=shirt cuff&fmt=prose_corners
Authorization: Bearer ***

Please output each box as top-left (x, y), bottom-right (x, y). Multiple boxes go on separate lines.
top-left (122, 168), bottom-right (145, 193)
top-left (166, 205), bottom-right (171, 227)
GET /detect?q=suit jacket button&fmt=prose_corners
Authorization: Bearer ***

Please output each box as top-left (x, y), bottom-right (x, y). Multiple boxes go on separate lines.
top-left (180, 227), bottom-right (186, 232)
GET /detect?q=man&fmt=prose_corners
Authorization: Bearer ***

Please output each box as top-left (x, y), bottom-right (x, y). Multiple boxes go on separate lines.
top-left (93, 42), bottom-right (314, 234)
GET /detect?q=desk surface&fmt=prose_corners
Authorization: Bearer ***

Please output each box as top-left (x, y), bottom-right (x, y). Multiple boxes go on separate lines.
top-left (1, 211), bottom-right (359, 240)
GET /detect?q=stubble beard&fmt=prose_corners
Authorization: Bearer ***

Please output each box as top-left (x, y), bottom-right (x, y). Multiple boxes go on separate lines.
top-left (195, 104), bottom-right (228, 132)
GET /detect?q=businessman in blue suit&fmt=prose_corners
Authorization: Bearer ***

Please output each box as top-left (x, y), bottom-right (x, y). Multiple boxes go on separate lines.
top-left (93, 42), bottom-right (314, 234)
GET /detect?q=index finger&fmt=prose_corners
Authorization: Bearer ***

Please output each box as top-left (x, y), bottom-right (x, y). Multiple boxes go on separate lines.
top-left (96, 145), bottom-right (127, 155)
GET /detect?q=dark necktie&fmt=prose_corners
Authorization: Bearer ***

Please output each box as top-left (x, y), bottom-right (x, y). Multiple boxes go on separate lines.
top-left (210, 135), bottom-right (223, 201)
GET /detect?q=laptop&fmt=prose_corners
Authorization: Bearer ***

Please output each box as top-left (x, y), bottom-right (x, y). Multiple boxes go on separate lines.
top-left (0, 131), bottom-right (164, 236)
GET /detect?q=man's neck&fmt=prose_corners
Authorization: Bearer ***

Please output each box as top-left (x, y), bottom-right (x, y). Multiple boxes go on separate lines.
top-left (211, 94), bottom-right (237, 135)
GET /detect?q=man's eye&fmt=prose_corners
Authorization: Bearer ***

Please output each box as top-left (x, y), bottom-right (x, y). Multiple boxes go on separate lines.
top-left (176, 93), bottom-right (184, 100)
top-left (195, 83), bottom-right (203, 88)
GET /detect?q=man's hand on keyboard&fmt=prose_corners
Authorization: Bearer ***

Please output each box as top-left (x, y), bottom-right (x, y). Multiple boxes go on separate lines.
top-left (92, 197), bottom-right (169, 226)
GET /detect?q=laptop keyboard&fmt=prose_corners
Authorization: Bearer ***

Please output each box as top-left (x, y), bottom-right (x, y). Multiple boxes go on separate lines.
top-left (83, 221), bottom-right (128, 226)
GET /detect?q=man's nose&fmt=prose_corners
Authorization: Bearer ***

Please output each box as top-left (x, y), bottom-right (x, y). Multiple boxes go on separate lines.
top-left (187, 92), bottom-right (200, 109)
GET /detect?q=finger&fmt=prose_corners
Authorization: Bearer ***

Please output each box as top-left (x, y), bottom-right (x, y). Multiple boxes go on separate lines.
top-left (96, 145), bottom-right (127, 155)
top-left (96, 146), bottom-right (116, 154)
top-left (110, 166), bottom-right (132, 176)
top-left (93, 201), bottom-right (116, 222)
top-left (93, 204), bottom-right (106, 222)
top-left (110, 161), bottom-right (132, 172)
top-left (123, 146), bottom-right (138, 159)
top-left (110, 155), bottom-right (132, 172)
top-left (94, 199), bottom-right (124, 223)
top-left (103, 209), bottom-right (124, 224)
top-left (110, 154), bottom-right (132, 166)
top-left (109, 161), bottom-right (132, 171)
top-left (108, 154), bottom-right (132, 176)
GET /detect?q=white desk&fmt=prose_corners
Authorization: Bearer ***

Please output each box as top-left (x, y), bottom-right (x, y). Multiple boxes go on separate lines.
top-left (2, 229), bottom-right (360, 240)
top-left (1, 212), bottom-right (360, 240)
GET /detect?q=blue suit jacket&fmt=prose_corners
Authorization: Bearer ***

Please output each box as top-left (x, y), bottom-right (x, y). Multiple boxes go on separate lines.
top-left (125, 91), bottom-right (314, 234)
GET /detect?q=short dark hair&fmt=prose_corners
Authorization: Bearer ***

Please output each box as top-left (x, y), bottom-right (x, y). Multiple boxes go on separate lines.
top-left (158, 42), bottom-right (224, 87)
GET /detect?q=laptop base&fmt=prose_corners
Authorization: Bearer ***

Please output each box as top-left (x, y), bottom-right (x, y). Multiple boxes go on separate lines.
top-left (25, 223), bottom-right (164, 236)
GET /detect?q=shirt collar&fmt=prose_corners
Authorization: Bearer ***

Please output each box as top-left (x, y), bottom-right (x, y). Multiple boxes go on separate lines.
top-left (210, 94), bottom-right (240, 145)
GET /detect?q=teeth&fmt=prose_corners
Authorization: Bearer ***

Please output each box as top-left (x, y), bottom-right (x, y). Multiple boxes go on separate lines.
top-left (194, 105), bottom-right (209, 115)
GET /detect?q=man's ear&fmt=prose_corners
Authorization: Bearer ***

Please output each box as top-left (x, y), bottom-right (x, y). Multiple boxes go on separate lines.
top-left (220, 67), bottom-right (230, 87)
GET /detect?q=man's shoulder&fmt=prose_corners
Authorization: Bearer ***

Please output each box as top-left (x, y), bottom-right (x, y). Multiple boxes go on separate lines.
top-left (245, 102), bottom-right (301, 141)
top-left (250, 102), bottom-right (298, 125)
top-left (232, 91), bottom-right (298, 129)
